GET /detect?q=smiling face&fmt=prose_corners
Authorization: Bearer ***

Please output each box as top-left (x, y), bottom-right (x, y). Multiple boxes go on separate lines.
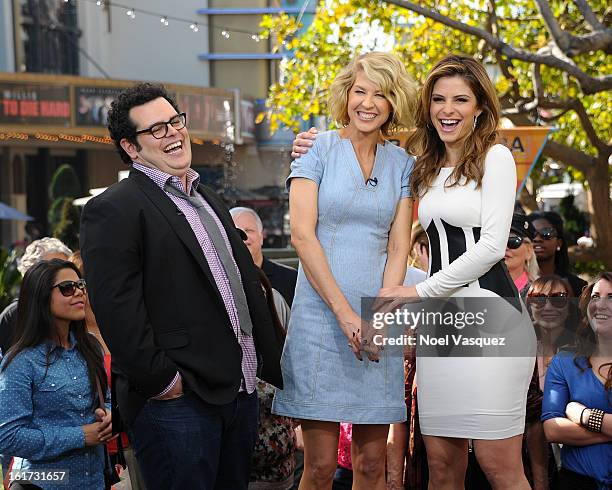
top-left (429, 75), bottom-right (482, 150)
top-left (531, 282), bottom-right (570, 331)
top-left (588, 278), bottom-right (612, 338)
top-left (346, 70), bottom-right (391, 135)
top-left (50, 268), bottom-right (86, 325)
top-left (120, 97), bottom-right (192, 177)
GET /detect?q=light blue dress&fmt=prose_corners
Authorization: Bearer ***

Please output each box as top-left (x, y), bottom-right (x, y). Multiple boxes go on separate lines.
top-left (272, 130), bottom-right (414, 423)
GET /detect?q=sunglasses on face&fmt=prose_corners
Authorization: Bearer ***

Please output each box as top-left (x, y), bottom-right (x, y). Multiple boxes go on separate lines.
top-left (507, 235), bottom-right (524, 250)
top-left (527, 292), bottom-right (568, 309)
top-left (135, 113), bottom-right (187, 139)
top-left (52, 279), bottom-right (87, 297)
top-left (533, 227), bottom-right (557, 240)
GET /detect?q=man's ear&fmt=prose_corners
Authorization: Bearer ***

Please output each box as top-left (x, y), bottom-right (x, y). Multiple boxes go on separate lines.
top-left (120, 138), bottom-right (140, 160)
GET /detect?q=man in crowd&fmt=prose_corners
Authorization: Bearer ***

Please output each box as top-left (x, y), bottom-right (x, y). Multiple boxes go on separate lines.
top-left (80, 83), bottom-right (282, 490)
top-left (230, 206), bottom-right (297, 306)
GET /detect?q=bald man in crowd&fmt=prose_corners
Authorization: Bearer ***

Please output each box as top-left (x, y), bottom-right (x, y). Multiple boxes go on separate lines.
top-left (230, 207), bottom-right (297, 307)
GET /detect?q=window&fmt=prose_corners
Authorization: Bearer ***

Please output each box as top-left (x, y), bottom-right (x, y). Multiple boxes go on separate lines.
top-left (16, 0), bottom-right (80, 74)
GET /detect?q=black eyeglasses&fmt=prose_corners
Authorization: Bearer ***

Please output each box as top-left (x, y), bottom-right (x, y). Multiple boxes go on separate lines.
top-left (507, 235), bottom-right (524, 250)
top-left (533, 227), bottom-right (557, 240)
top-left (527, 292), bottom-right (568, 309)
top-left (135, 113), bottom-right (187, 139)
top-left (52, 279), bottom-right (87, 297)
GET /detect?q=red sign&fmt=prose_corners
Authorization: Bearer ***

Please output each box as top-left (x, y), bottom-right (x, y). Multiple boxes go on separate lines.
top-left (0, 83), bottom-right (71, 126)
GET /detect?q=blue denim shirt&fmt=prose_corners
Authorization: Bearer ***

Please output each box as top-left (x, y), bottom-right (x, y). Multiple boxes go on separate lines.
top-left (0, 332), bottom-right (109, 489)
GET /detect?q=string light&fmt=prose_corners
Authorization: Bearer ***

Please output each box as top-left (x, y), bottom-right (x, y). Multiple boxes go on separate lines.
top-left (78, 0), bottom-right (269, 41)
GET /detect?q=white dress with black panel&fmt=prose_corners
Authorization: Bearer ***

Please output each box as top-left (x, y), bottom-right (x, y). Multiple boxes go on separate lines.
top-left (415, 144), bottom-right (536, 440)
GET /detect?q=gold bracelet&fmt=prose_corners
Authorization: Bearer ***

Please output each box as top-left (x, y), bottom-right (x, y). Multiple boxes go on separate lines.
top-left (585, 408), bottom-right (604, 433)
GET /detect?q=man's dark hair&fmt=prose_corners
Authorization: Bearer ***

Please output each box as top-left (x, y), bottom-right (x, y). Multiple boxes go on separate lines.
top-left (107, 83), bottom-right (180, 164)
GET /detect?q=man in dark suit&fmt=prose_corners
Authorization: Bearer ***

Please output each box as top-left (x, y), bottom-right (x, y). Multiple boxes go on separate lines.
top-left (230, 206), bottom-right (297, 306)
top-left (80, 83), bottom-right (282, 490)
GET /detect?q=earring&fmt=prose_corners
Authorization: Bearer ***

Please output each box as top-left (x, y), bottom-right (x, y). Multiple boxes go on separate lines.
top-left (473, 115), bottom-right (479, 130)
top-left (426, 122), bottom-right (433, 130)
top-left (556, 246), bottom-right (561, 251)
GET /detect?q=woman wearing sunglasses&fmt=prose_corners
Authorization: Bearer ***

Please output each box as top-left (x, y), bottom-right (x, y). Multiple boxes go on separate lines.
top-left (524, 276), bottom-right (578, 489)
top-left (541, 272), bottom-right (612, 489)
top-left (527, 211), bottom-right (587, 297)
top-left (0, 259), bottom-right (111, 489)
top-left (505, 213), bottom-right (540, 298)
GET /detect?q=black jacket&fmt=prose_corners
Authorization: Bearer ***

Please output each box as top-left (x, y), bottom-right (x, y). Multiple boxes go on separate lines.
top-left (80, 169), bottom-right (282, 426)
top-left (261, 258), bottom-right (297, 307)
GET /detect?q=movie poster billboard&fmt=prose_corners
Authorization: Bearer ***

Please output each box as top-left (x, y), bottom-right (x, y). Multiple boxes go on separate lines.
top-left (0, 83), bottom-right (70, 126)
top-left (74, 86), bottom-right (125, 127)
top-left (177, 93), bottom-right (233, 139)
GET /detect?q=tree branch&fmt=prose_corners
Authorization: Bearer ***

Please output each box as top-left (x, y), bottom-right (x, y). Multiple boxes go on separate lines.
top-left (573, 0), bottom-right (605, 31)
top-left (530, 61), bottom-right (606, 151)
top-left (487, 1), bottom-right (521, 102)
top-left (534, 0), bottom-right (611, 56)
top-left (384, 0), bottom-right (612, 93)
top-left (534, 0), bottom-right (571, 52)
top-left (542, 140), bottom-right (596, 173)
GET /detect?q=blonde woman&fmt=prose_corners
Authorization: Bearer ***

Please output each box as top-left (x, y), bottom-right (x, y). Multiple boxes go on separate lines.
top-left (272, 52), bottom-right (417, 489)
top-left (505, 213), bottom-right (540, 297)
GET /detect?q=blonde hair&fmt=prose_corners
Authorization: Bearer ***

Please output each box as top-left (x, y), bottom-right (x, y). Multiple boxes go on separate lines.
top-left (328, 52), bottom-right (417, 136)
top-left (407, 54), bottom-right (501, 197)
top-left (522, 238), bottom-right (540, 282)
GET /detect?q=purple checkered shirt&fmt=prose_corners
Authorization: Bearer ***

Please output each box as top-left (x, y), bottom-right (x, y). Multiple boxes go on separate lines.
top-left (133, 163), bottom-right (257, 394)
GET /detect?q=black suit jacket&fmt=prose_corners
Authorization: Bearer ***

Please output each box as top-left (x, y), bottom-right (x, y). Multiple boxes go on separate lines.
top-left (261, 258), bottom-right (297, 307)
top-left (80, 169), bottom-right (282, 426)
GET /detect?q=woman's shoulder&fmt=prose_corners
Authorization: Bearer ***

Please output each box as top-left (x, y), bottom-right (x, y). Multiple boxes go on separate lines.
top-left (550, 349), bottom-right (585, 371)
top-left (0, 346), bottom-right (40, 374)
top-left (485, 144), bottom-right (514, 163)
top-left (384, 140), bottom-right (414, 164)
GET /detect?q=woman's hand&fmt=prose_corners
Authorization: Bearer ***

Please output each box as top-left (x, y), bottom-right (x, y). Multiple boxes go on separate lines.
top-left (337, 308), bottom-right (365, 361)
top-left (566, 401), bottom-right (587, 426)
top-left (375, 285), bottom-right (421, 315)
top-left (82, 421), bottom-right (104, 446)
top-left (291, 127), bottom-right (318, 158)
top-left (95, 407), bottom-right (114, 442)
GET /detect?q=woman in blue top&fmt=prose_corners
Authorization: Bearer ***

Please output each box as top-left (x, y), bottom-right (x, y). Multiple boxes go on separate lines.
top-left (271, 52), bottom-right (417, 489)
top-left (542, 272), bottom-right (612, 489)
top-left (0, 259), bottom-right (112, 490)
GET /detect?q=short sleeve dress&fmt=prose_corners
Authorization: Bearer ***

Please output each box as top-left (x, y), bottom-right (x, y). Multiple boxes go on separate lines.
top-left (272, 130), bottom-right (414, 424)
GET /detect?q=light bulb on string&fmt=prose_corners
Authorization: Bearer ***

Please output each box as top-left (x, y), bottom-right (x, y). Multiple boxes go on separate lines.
top-left (126, 9), bottom-right (135, 19)
top-left (251, 34), bottom-right (260, 42)
top-left (221, 30), bottom-right (230, 39)
top-left (160, 16), bottom-right (169, 26)
top-left (190, 23), bottom-right (199, 32)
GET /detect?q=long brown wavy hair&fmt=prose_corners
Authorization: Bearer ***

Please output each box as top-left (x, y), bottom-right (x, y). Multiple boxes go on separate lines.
top-left (407, 54), bottom-right (500, 198)
top-left (574, 272), bottom-right (612, 394)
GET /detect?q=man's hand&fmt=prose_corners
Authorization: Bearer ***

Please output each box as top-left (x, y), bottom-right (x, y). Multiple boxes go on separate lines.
top-left (291, 127), bottom-right (318, 158)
